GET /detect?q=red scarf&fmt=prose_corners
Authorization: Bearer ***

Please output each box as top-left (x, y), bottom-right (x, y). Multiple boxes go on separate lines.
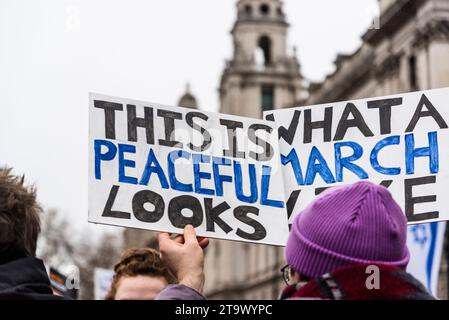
top-left (280, 264), bottom-right (434, 300)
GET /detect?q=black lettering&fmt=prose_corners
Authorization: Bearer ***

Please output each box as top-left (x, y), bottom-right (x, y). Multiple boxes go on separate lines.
top-left (405, 94), bottom-right (448, 132)
top-left (127, 104), bottom-right (154, 144)
top-left (266, 110), bottom-right (301, 145)
top-left (315, 181), bottom-right (392, 196)
top-left (380, 180), bottom-right (393, 188)
top-left (286, 190), bottom-right (301, 220)
top-left (186, 112), bottom-right (212, 152)
top-left (157, 109), bottom-right (183, 147)
top-left (168, 195), bottom-right (203, 228)
top-left (204, 198), bottom-right (232, 233)
top-left (101, 185), bottom-right (130, 219)
top-left (315, 187), bottom-right (330, 196)
top-left (304, 107), bottom-right (333, 144)
top-left (334, 103), bottom-right (374, 141)
top-left (220, 119), bottom-right (245, 158)
top-left (248, 123), bottom-right (274, 161)
top-left (94, 100), bottom-right (123, 139)
top-left (234, 206), bottom-right (266, 241)
top-left (132, 190), bottom-right (165, 223)
top-left (404, 176), bottom-right (439, 222)
top-left (367, 98), bottom-right (403, 135)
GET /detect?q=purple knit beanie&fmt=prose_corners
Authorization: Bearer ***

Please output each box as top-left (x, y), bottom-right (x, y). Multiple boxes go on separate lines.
top-left (286, 181), bottom-right (410, 279)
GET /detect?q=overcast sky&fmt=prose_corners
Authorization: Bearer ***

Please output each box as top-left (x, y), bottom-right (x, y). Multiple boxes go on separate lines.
top-left (0, 0), bottom-right (378, 233)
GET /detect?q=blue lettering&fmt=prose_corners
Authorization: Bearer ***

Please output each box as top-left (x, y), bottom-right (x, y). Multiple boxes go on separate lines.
top-left (334, 141), bottom-right (368, 182)
top-left (281, 149), bottom-right (304, 186)
top-left (305, 147), bottom-right (336, 185)
top-left (192, 154), bottom-right (214, 195)
top-left (118, 144), bottom-right (137, 184)
top-left (167, 150), bottom-right (193, 192)
top-left (234, 161), bottom-right (258, 203)
top-left (261, 166), bottom-right (284, 208)
top-left (139, 149), bottom-right (169, 188)
top-left (370, 136), bottom-right (401, 175)
top-left (94, 139), bottom-right (117, 180)
top-left (405, 132), bottom-right (439, 174)
top-left (212, 157), bottom-right (232, 197)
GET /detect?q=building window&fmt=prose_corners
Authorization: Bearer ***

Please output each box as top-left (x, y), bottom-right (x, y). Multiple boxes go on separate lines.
top-left (244, 4), bottom-right (252, 17)
top-left (408, 55), bottom-right (418, 90)
top-left (257, 35), bottom-right (271, 65)
top-left (277, 7), bottom-right (283, 17)
top-left (260, 3), bottom-right (270, 15)
top-left (261, 85), bottom-right (274, 112)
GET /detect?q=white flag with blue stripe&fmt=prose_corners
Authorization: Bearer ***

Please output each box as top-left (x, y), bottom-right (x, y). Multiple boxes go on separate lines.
top-left (406, 222), bottom-right (446, 298)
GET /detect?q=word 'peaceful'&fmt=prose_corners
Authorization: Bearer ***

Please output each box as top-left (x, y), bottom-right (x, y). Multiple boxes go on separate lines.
top-left (94, 140), bottom-right (283, 208)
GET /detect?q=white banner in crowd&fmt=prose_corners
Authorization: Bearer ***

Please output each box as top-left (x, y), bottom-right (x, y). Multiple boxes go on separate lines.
top-left (88, 93), bottom-right (289, 246)
top-left (265, 87), bottom-right (449, 226)
top-left (406, 221), bottom-right (446, 297)
top-left (93, 268), bottom-right (114, 300)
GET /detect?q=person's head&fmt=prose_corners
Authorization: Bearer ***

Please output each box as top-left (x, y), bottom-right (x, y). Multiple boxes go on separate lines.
top-left (0, 167), bottom-right (41, 264)
top-left (285, 181), bottom-right (410, 282)
top-left (106, 248), bottom-right (176, 300)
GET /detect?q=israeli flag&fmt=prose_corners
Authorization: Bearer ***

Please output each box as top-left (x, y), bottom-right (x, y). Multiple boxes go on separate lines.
top-left (94, 268), bottom-right (114, 300)
top-left (406, 222), bottom-right (446, 298)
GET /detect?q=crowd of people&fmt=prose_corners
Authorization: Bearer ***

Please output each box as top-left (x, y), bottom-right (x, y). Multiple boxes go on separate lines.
top-left (0, 167), bottom-right (435, 300)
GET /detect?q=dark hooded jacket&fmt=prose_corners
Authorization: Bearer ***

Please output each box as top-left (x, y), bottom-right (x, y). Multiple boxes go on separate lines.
top-left (0, 256), bottom-right (64, 300)
top-left (279, 264), bottom-right (435, 300)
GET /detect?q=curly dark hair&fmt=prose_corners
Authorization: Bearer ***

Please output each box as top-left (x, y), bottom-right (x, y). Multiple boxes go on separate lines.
top-left (0, 167), bottom-right (41, 258)
top-left (105, 247), bottom-right (177, 299)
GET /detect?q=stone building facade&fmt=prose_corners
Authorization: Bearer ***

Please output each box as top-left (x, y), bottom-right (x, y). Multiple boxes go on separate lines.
top-left (124, 0), bottom-right (449, 299)
top-left (302, 0), bottom-right (449, 299)
top-left (306, 0), bottom-right (449, 105)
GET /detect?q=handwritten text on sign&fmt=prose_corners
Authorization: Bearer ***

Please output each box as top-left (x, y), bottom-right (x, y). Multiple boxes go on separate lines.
top-left (89, 93), bottom-right (289, 246)
top-left (265, 88), bottom-right (449, 225)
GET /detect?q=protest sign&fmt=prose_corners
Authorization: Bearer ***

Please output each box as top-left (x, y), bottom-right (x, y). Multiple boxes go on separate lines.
top-left (89, 93), bottom-right (289, 246)
top-left (265, 87), bottom-right (449, 225)
top-left (406, 222), bottom-right (446, 297)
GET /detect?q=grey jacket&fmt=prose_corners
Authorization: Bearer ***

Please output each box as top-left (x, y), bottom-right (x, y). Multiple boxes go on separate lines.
top-left (156, 284), bottom-right (205, 300)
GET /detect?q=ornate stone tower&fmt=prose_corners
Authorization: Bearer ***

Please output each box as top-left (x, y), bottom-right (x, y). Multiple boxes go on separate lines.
top-left (178, 83), bottom-right (198, 109)
top-left (219, 0), bottom-right (306, 118)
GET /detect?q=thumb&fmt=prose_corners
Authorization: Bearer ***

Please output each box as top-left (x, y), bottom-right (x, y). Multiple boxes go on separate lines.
top-left (183, 224), bottom-right (197, 244)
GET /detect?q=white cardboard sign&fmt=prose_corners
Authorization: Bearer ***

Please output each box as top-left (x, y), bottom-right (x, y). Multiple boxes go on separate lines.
top-left (89, 93), bottom-right (289, 246)
top-left (265, 87), bottom-right (449, 226)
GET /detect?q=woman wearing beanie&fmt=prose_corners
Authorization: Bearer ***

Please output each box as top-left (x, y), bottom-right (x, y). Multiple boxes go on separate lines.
top-left (280, 181), bottom-right (433, 300)
top-left (155, 181), bottom-right (434, 300)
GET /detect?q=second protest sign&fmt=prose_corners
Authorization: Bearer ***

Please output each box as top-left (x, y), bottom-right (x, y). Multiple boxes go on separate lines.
top-left (265, 87), bottom-right (449, 226)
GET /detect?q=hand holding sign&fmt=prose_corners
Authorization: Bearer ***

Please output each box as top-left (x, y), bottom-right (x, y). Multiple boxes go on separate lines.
top-left (158, 225), bottom-right (208, 294)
